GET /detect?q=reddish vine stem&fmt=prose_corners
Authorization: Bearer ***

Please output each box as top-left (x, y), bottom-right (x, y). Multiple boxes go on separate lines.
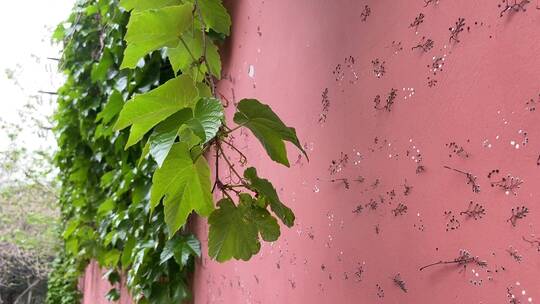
top-left (217, 144), bottom-right (246, 186)
top-left (222, 139), bottom-right (247, 163)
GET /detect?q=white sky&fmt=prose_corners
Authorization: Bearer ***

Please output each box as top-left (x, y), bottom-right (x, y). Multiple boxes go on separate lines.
top-left (0, 0), bottom-right (74, 150)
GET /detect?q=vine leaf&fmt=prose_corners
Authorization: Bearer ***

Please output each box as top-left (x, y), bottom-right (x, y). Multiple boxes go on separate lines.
top-left (148, 108), bottom-right (193, 167)
top-left (191, 97), bottom-right (224, 143)
top-left (150, 142), bottom-right (214, 237)
top-left (244, 167), bottom-right (295, 227)
top-left (198, 0), bottom-right (231, 35)
top-left (167, 30), bottom-right (203, 74)
top-left (114, 75), bottom-right (198, 148)
top-left (121, 4), bottom-right (193, 69)
top-left (96, 90), bottom-right (123, 125)
top-left (160, 234), bottom-right (201, 269)
top-left (233, 99), bottom-right (307, 167)
top-left (119, 0), bottom-right (181, 12)
top-left (91, 49), bottom-right (113, 83)
top-left (208, 194), bottom-right (280, 262)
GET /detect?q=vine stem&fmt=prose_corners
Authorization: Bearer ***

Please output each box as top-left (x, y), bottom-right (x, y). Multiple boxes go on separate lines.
top-left (221, 139), bottom-right (247, 162)
top-left (194, 0), bottom-right (217, 96)
top-left (217, 143), bottom-right (245, 185)
top-left (419, 257), bottom-right (476, 271)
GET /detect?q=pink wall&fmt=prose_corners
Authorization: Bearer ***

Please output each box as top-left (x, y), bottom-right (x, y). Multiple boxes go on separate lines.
top-left (83, 0), bottom-right (540, 303)
top-left (80, 261), bottom-right (131, 304)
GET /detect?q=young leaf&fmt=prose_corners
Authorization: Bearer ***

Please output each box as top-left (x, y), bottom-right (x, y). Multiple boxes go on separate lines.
top-left (198, 0), bottom-right (231, 35)
top-left (205, 40), bottom-right (222, 79)
top-left (208, 194), bottom-right (280, 262)
top-left (233, 99), bottom-right (307, 167)
top-left (121, 4), bottom-right (193, 69)
top-left (191, 97), bottom-right (224, 143)
top-left (148, 108), bottom-right (193, 167)
top-left (114, 75), bottom-right (198, 148)
top-left (96, 90), bottom-right (123, 124)
top-left (119, 0), bottom-right (181, 12)
top-left (160, 234), bottom-right (201, 268)
top-left (244, 167), bottom-right (295, 227)
top-left (150, 142), bottom-right (214, 237)
top-left (167, 30), bottom-right (203, 74)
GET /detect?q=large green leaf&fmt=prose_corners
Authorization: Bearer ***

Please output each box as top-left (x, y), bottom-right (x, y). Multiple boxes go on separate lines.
top-left (114, 75), bottom-right (198, 148)
top-left (244, 167), bottom-right (294, 227)
top-left (233, 99), bottom-right (307, 167)
top-left (191, 97), bottom-right (223, 143)
top-left (121, 4), bottom-right (193, 69)
top-left (148, 109), bottom-right (193, 167)
top-left (208, 194), bottom-right (280, 262)
top-left (198, 0), bottom-right (231, 35)
top-left (150, 143), bottom-right (214, 237)
top-left (119, 0), bottom-right (181, 11)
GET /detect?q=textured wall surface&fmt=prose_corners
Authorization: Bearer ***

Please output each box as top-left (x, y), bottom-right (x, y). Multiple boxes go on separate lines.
top-left (82, 0), bottom-right (540, 303)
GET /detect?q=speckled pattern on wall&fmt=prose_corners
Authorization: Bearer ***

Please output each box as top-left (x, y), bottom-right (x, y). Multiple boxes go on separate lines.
top-left (81, 0), bottom-right (540, 303)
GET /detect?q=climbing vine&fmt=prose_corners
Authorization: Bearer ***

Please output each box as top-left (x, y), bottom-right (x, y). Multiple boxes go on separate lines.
top-left (47, 0), bottom-right (304, 303)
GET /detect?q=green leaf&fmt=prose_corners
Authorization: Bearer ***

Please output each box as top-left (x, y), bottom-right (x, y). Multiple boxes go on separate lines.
top-left (167, 30), bottom-right (203, 74)
top-left (244, 167), bottom-right (294, 227)
top-left (148, 108), bottom-right (192, 167)
top-left (249, 204), bottom-right (280, 242)
top-left (121, 4), bottom-right (194, 69)
top-left (103, 249), bottom-right (122, 267)
top-left (208, 194), bottom-right (280, 262)
top-left (97, 198), bottom-right (116, 216)
top-left (96, 91), bottom-right (124, 124)
top-left (160, 234), bottom-right (201, 268)
top-left (114, 75), bottom-right (199, 148)
top-left (121, 236), bottom-right (136, 269)
top-left (150, 143), bottom-right (214, 237)
top-left (206, 40), bottom-right (222, 79)
top-left (233, 99), bottom-right (307, 167)
top-left (208, 198), bottom-right (259, 262)
top-left (198, 0), bottom-right (231, 35)
top-left (91, 49), bottom-right (113, 83)
top-left (119, 0), bottom-right (181, 11)
top-left (191, 97), bottom-right (223, 143)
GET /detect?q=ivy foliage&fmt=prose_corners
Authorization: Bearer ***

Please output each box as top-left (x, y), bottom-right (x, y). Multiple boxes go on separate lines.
top-left (48, 0), bottom-right (304, 302)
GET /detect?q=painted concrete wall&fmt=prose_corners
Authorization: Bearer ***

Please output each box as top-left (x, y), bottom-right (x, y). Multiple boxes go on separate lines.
top-left (82, 0), bottom-right (540, 303)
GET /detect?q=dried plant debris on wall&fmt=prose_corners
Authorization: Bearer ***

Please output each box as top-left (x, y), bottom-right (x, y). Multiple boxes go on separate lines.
top-left (424, 0), bottom-right (441, 7)
top-left (447, 141), bottom-right (470, 158)
top-left (329, 152), bottom-right (349, 175)
top-left (525, 94), bottom-right (538, 111)
top-left (490, 173), bottom-right (524, 195)
top-left (444, 166), bottom-right (481, 193)
top-left (409, 13), bottom-right (425, 32)
top-left (412, 37), bottom-right (435, 52)
top-left (508, 206), bottom-right (529, 227)
top-left (392, 203), bottom-right (408, 216)
top-left (506, 246), bottom-right (523, 262)
top-left (372, 58), bottom-right (386, 78)
top-left (499, 0), bottom-right (530, 17)
top-left (374, 88), bottom-right (398, 111)
top-left (445, 211), bottom-right (461, 231)
top-left (376, 284), bottom-right (385, 298)
top-left (522, 235), bottom-right (540, 251)
top-left (420, 250), bottom-right (487, 271)
top-left (319, 88), bottom-right (330, 124)
top-left (460, 201), bottom-right (486, 220)
top-left (392, 273), bottom-right (408, 293)
top-left (361, 5), bottom-right (371, 22)
top-left (449, 18), bottom-right (466, 43)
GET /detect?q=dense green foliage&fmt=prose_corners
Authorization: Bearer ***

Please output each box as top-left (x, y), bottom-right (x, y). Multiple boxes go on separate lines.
top-left (47, 0), bottom-right (304, 302)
